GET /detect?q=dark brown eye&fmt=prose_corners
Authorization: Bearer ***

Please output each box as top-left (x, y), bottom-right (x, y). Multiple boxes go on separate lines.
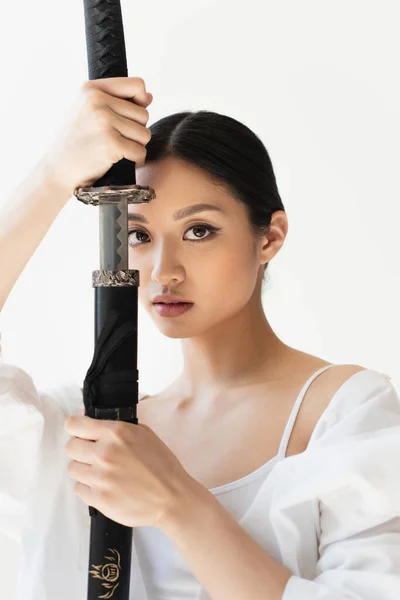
top-left (128, 230), bottom-right (150, 246)
top-left (186, 226), bottom-right (209, 240)
top-left (184, 224), bottom-right (220, 242)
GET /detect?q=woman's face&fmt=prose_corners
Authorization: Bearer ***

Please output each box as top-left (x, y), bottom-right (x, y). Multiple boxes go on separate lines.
top-left (131, 156), bottom-right (268, 339)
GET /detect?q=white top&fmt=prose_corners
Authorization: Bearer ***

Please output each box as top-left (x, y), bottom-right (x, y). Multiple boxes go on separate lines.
top-left (1, 337), bottom-right (400, 600)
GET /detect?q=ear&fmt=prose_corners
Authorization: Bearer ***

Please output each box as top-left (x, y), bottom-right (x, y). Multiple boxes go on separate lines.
top-left (258, 210), bottom-right (288, 266)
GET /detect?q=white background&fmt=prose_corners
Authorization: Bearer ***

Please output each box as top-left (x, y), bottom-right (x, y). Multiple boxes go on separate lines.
top-left (0, 0), bottom-right (399, 596)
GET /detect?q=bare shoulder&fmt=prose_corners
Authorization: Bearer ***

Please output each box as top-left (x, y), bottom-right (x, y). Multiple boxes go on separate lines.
top-left (285, 359), bottom-right (368, 456)
top-left (299, 362), bottom-right (367, 434)
top-left (312, 363), bottom-right (367, 393)
top-left (281, 346), bottom-right (367, 398)
top-left (300, 359), bottom-right (368, 410)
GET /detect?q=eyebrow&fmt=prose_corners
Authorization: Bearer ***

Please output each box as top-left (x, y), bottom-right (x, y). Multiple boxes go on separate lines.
top-left (127, 203), bottom-right (225, 224)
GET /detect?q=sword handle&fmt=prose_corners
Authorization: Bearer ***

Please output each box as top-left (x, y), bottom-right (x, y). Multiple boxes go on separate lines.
top-left (82, 0), bottom-right (135, 189)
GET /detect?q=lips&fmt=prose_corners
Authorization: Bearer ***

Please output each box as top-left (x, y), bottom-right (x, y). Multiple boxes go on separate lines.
top-left (153, 302), bottom-right (194, 317)
top-left (155, 301), bottom-right (191, 304)
top-left (152, 294), bottom-right (193, 304)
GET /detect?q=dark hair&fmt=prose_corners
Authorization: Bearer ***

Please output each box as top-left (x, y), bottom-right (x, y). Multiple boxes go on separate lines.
top-left (145, 110), bottom-right (285, 284)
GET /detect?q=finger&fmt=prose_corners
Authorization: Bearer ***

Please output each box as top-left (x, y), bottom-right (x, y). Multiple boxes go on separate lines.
top-left (103, 108), bottom-right (151, 148)
top-left (67, 459), bottom-right (94, 483)
top-left (74, 481), bottom-right (97, 508)
top-left (84, 76), bottom-right (150, 108)
top-left (64, 414), bottom-right (107, 440)
top-left (65, 436), bottom-right (95, 464)
top-left (98, 94), bottom-right (150, 127)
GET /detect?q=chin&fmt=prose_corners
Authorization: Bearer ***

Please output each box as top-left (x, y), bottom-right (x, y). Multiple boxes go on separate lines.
top-left (152, 319), bottom-right (196, 339)
top-left (159, 330), bottom-right (191, 339)
top-left (152, 315), bottom-right (221, 341)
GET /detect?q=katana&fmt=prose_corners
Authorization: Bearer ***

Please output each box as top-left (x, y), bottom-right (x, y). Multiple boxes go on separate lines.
top-left (73, 1), bottom-right (155, 598)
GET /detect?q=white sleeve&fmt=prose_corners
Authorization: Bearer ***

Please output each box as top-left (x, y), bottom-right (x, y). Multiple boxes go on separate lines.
top-left (0, 338), bottom-right (46, 543)
top-left (282, 372), bottom-right (400, 600)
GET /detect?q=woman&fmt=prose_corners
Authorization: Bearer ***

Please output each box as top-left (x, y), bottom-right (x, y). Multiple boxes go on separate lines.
top-left (1, 76), bottom-right (399, 600)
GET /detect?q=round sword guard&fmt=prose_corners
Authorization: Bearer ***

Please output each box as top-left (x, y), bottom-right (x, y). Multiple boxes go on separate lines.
top-left (74, 184), bottom-right (156, 206)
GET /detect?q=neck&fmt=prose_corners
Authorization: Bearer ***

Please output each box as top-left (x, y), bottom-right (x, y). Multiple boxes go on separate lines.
top-left (176, 291), bottom-right (289, 405)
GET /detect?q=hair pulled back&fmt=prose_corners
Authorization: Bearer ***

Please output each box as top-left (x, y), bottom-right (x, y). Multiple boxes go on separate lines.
top-left (145, 110), bottom-right (285, 282)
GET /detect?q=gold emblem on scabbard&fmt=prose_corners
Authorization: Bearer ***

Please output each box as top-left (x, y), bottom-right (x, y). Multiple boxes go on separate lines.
top-left (89, 548), bottom-right (121, 599)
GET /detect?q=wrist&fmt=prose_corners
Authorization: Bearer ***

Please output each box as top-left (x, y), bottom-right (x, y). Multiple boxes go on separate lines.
top-left (160, 475), bottom-right (216, 539)
top-left (36, 155), bottom-right (76, 203)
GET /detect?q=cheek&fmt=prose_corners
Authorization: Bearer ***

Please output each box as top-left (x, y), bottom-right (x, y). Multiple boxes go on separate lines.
top-left (203, 243), bottom-right (257, 302)
top-left (218, 235), bottom-right (255, 275)
top-left (130, 255), bottom-right (151, 283)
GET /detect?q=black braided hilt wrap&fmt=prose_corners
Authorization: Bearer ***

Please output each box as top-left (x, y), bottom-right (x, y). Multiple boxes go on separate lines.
top-left (83, 0), bottom-right (135, 189)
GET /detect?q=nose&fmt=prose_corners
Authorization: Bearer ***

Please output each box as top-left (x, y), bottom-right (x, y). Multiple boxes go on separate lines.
top-left (150, 240), bottom-right (185, 285)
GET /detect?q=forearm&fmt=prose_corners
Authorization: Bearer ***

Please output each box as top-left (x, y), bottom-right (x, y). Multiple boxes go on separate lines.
top-left (0, 156), bottom-right (74, 312)
top-left (163, 479), bottom-right (293, 600)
